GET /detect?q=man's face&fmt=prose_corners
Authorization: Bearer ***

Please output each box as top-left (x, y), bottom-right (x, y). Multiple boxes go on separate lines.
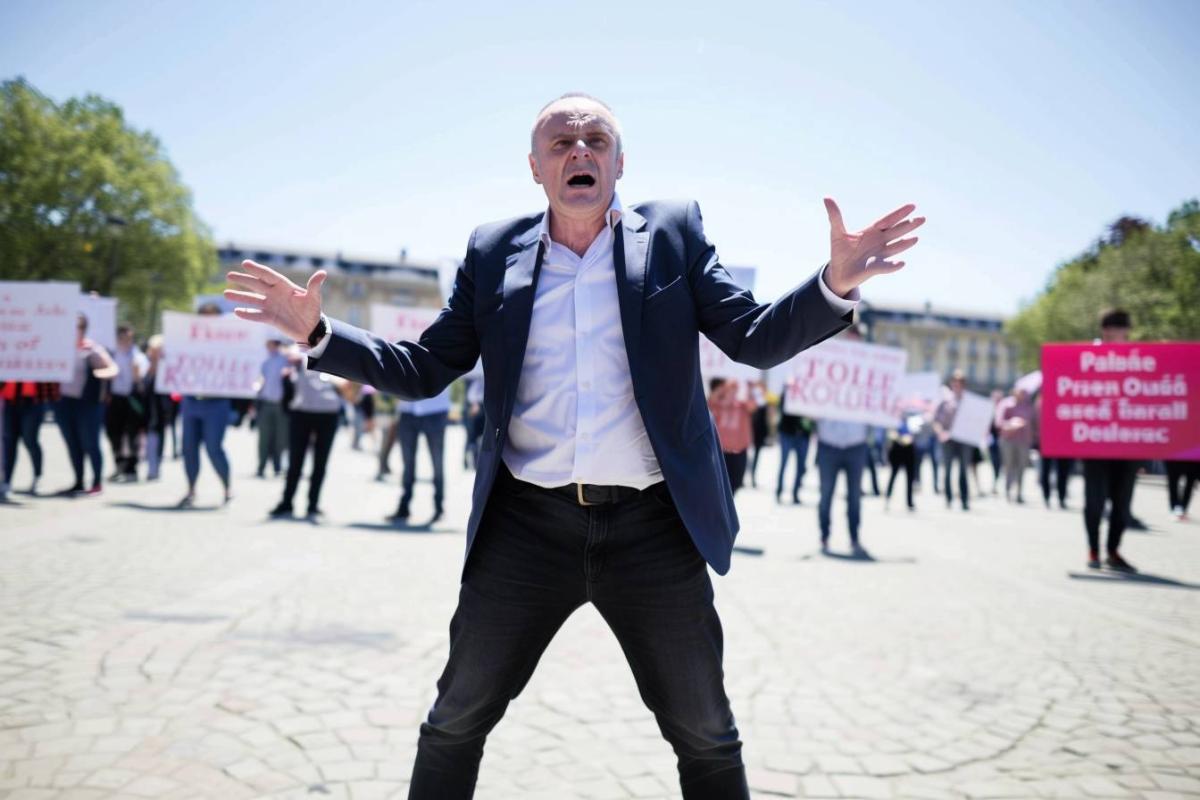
top-left (951, 377), bottom-right (966, 396)
top-left (1101, 325), bottom-right (1130, 344)
top-left (528, 99), bottom-right (624, 223)
top-left (118, 331), bottom-right (133, 349)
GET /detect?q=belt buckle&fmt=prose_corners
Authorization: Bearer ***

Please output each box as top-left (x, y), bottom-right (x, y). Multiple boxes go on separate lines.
top-left (576, 483), bottom-right (596, 507)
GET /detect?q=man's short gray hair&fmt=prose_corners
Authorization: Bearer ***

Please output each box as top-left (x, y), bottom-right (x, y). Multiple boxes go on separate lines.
top-left (530, 92), bottom-right (623, 154)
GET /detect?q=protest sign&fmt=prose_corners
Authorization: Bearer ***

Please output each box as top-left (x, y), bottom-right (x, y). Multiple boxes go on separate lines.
top-left (156, 310), bottom-right (269, 398)
top-left (0, 281), bottom-right (79, 381)
top-left (1014, 369), bottom-right (1042, 395)
top-left (370, 303), bottom-right (441, 343)
top-left (948, 391), bottom-right (993, 447)
top-left (894, 371), bottom-right (941, 411)
top-left (1040, 342), bottom-right (1200, 460)
top-left (699, 337), bottom-right (760, 382)
top-left (79, 294), bottom-right (117, 351)
top-left (781, 339), bottom-right (907, 426)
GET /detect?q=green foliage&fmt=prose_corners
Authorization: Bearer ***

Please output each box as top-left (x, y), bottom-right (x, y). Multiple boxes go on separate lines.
top-left (1007, 200), bottom-right (1200, 371)
top-left (0, 77), bottom-right (216, 334)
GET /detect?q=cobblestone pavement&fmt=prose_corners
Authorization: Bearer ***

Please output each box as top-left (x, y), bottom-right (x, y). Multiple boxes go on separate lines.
top-left (1, 423), bottom-right (1198, 799)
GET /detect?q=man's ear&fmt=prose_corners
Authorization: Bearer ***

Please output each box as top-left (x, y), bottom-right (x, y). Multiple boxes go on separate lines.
top-left (528, 153), bottom-right (542, 185)
top-left (616, 151), bottom-right (624, 180)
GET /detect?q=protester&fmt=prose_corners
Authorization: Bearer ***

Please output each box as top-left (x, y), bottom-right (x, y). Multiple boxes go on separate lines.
top-left (270, 353), bottom-right (343, 520)
top-left (105, 325), bottom-right (149, 482)
top-left (987, 389), bottom-right (1004, 494)
top-left (225, 92), bottom-right (920, 798)
top-left (375, 392), bottom-right (398, 481)
top-left (913, 408), bottom-right (939, 495)
top-left (708, 377), bottom-right (756, 495)
top-left (463, 375), bottom-right (485, 470)
top-left (55, 313), bottom-right (119, 496)
top-left (1081, 309), bottom-right (1139, 572)
top-left (1032, 394), bottom-right (1071, 510)
top-left (138, 335), bottom-right (174, 482)
top-left (995, 386), bottom-right (1034, 503)
top-left (255, 338), bottom-right (289, 478)
top-left (864, 427), bottom-right (883, 497)
top-left (1, 381), bottom-right (58, 496)
top-left (932, 370), bottom-right (971, 511)
top-left (178, 304), bottom-right (233, 508)
top-left (389, 387), bottom-right (451, 522)
top-left (775, 377), bottom-right (812, 504)
top-left (352, 384), bottom-right (377, 451)
top-left (1166, 460), bottom-right (1198, 521)
top-left (748, 380), bottom-right (769, 489)
top-left (885, 414), bottom-right (917, 511)
top-left (816, 416), bottom-right (870, 555)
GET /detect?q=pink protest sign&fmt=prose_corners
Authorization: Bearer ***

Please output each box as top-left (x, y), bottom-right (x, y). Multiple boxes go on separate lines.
top-left (781, 339), bottom-right (908, 427)
top-left (156, 310), bottom-right (269, 398)
top-left (0, 281), bottom-right (80, 381)
top-left (1040, 342), bottom-right (1200, 460)
top-left (369, 303), bottom-right (441, 343)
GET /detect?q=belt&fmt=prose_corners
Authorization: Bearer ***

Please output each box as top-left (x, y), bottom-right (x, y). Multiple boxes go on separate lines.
top-left (550, 481), bottom-right (646, 507)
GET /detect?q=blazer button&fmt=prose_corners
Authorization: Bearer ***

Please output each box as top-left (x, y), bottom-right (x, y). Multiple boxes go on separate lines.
top-left (494, 427), bottom-right (501, 441)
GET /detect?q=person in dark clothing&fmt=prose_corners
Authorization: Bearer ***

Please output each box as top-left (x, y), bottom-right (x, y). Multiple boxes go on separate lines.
top-left (885, 416), bottom-right (917, 510)
top-left (775, 380), bottom-right (812, 504)
top-left (1166, 460), bottom-right (1198, 521)
top-left (1081, 309), bottom-right (1140, 572)
top-left (137, 335), bottom-right (174, 481)
top-left (55, 314), bottom-right (119, 496)
top-left (271, 356), bottom-right (343, 520)
top-left (1, 382), bottom-right (59, 497)
top-left (748, 381), bottom-right (769, 488)
top-left (1039, 456), bottom-right (1072, 510)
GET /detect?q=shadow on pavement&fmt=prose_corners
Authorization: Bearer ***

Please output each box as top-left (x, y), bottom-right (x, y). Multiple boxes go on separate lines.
top-left (107, 501), bottom-right (223, 512)
top-left (733, 545), bottom-right (765, 557)
top-left (345, 520), bottom-right (454, 535)
top-left (1067, 571), bottom-right (1200, 590)
top-left (797, 550), bottom-right (918, 564)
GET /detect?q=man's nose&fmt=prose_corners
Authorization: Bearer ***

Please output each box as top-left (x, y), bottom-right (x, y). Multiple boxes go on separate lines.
top-left (570, 141), bottom-right (593, 159)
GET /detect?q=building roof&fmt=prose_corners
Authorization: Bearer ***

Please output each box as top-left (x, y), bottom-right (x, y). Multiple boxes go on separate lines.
top-left (216, 243), bottom-right (441, 283)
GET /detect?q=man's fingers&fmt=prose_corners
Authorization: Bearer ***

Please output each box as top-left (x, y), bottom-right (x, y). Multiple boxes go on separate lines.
top-left (225, 272), bottom-right (266, 292)
top-left (240, 259), bottom-right (285, 286)
top-left (305, 269), bottom-right (328, 295)
top-left (868, 259), bottom-right (906, 275)
top-left (223, 289), bottom-right (266, 307)
top-left (879, 237), bottom-right (919, 258)
top-left (824, 197), bottom-right (847, 236)
top-left (232, 307), bottom-right (267, 322)
top-left (883, 216), bottom-right (926, 241)
top-left (872, 203), bottom-right (917, 232)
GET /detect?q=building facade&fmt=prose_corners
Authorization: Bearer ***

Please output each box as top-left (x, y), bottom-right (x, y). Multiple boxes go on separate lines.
top-left (215, 244), bottom-right (445, 328)
top-left (860, 300), bottom-right (1019, 392)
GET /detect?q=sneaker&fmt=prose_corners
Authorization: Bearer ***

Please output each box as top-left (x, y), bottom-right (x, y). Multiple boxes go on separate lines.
top-left (269, 502), bottom-right (293, 519)
top-left (851, 543), bottom-right (870, 559)
top-left (1105, 553), bottom-right (1138, 573)
top-left (1127, 516), bottom-right (1149, 531)
top-left (305, 507), bottom-right (323, 521)
top-left (431, 506), bottom-right (444, 523)
top-left (177, 494), bottom-right (195, 509)
top-left (85, 484), bottom-right (103, 497)
top-left (792, 494), bottom-right (801, 505)
top-left (388, 505), bottom-right (410, 523)
top-left (1172, 506), bottom-right (1186, 521)
top-left (1086, 550), bottom-right (1101, 569)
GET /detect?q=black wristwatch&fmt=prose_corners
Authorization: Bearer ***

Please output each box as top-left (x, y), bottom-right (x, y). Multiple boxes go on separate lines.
top-left (306, 315), bottom-right (328, 348)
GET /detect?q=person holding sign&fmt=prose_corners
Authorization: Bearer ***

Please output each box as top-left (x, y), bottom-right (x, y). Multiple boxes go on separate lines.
top-left (931, 370), bottom-right (972, 511)
top-left (55, 313), bottom-right (119, 496)
top-left (994, 386), bottom-right (1034, 504)
top-left (224, 93), bottom-right (923, 799)
top-left (177, 304), bottom-right (234, 509)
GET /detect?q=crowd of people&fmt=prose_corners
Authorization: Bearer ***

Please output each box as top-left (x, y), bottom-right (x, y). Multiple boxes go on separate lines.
top-left (2, 309), bottom-right (1194, 572)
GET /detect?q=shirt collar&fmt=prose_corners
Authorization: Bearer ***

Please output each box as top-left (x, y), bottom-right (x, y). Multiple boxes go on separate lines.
top-left (538, 192), bottom-right (623, 248)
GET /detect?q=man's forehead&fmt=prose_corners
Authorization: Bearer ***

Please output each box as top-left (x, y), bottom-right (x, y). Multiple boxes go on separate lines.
top-left (535, 101), bottom-right (618, 135)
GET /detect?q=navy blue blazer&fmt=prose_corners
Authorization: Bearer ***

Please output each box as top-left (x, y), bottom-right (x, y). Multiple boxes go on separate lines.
top-left (310, 200), bottom-right (850, 574)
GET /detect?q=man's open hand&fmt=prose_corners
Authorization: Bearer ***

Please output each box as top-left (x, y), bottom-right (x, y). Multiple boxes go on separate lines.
top-left (224, 260), bottom-right (326, 342)
top-left (824, 199), bottom-right (924, 297)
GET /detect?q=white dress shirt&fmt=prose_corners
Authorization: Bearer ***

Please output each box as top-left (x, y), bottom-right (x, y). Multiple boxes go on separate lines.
top-left (310, 196), bottom-right (860, 488)
top-left (110, 345), bottom-right (148, 397)
top-left (398, 387), bottom-right (451, 416)
top-left (816, 419), bottom-right (870, 449)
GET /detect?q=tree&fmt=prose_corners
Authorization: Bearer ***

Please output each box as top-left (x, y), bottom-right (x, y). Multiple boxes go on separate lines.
top-left (0, 77), bottom-right (215, 334)
top-left (1007, 200), bottom-right (1200, 371)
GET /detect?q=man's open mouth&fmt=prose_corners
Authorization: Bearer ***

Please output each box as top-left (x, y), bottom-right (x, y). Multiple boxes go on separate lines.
top-left (567, 174), bottom-right (596, 187)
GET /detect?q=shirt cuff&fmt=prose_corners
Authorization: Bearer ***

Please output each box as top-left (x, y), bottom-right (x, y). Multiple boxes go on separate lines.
top-left (304, 315), bottom-right (333, 359)
top-left (818, 264), bottom-right (860, 312)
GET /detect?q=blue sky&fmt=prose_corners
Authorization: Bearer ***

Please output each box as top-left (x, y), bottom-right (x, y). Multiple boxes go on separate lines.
top-left (2, 0), bottom-right (1197, 314)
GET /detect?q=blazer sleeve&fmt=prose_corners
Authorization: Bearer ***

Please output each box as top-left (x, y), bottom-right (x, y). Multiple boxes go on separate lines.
top-left (684, 200), bottom-right (852, 369)
top-left (308, 230), bottom-right (481, 400)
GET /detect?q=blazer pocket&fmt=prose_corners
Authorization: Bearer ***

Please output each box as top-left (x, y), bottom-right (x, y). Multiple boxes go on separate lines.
top-left (644, 275), bottom-right (685, 306)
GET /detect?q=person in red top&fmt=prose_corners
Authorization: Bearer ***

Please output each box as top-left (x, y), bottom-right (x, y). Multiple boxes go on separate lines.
top-left (1, 381), bottom-right (60, 498)
top-left (707, 377), bottom-right (757, 495)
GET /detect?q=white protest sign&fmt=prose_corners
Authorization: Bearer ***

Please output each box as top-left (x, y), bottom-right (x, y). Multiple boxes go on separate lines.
top-left (948, 390), bottom-right (993, 447)
top-left (370, 303), bottom-right (441, 343)
top-left (781, 338), bottom-right (908, 427)
top-left (699, 336), bottom-right (760, 381)
top-left (0, 281), bottom-right (80, 381)
top-left (895, 371), bottom-right (941, 411)
top-left (156, 310), bottom-right (269, 398)
top-left (1014, 369), bottom-right (1042, 395)
top-left (79, 294), bottom-right (117, 351)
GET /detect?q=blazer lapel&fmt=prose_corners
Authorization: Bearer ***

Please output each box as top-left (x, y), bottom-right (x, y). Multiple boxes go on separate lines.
top-left (501, 225), bottom-right (544, 415)
top-left (614, 209), bottom-right (649, 374)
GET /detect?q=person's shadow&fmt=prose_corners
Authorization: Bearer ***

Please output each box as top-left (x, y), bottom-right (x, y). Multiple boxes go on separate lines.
top-left (108, 500), bottom-right (223, 512)
top-left (346, 517), bottom-right (451, 535)
top-left (1067, 570), bottom-right (1200, 590)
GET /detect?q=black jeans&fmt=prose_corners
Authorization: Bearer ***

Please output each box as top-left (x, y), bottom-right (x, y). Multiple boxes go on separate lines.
top-left (397, 411), bottom-right (447, 512)
top-left (105, 394), bottom-right (142, 477)
top-left (280, 411), bottom-right (338, 512)
top-left (1039, 456), bottom-right (1072, 507)
top-left (941, 440), bottom-right (971, 509)
top-left (1082, 459), bottom-right (1138, 554)
top-left (1165, 460), bottom-right (1198, 513)
top-left (409, 467), bottom-right (748, 800)
top-left (886, 442), bottom-right (916, 509)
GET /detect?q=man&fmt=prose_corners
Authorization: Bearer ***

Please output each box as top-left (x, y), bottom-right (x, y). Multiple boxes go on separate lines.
top-left (225, 93), bottom-right (922, 799)
top-left (256, 338), bottom-right (289, 478)
top-left (932, 369), bottom-right (972, 510)
top-left (995, 385), bottom-right (1034, 503)
top-left (106, 325), bottom-right (149, 481)
top-left (1082, 309), bottom-right (1140, 572)
top-left (389, 386), bottom-right (450, 523)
